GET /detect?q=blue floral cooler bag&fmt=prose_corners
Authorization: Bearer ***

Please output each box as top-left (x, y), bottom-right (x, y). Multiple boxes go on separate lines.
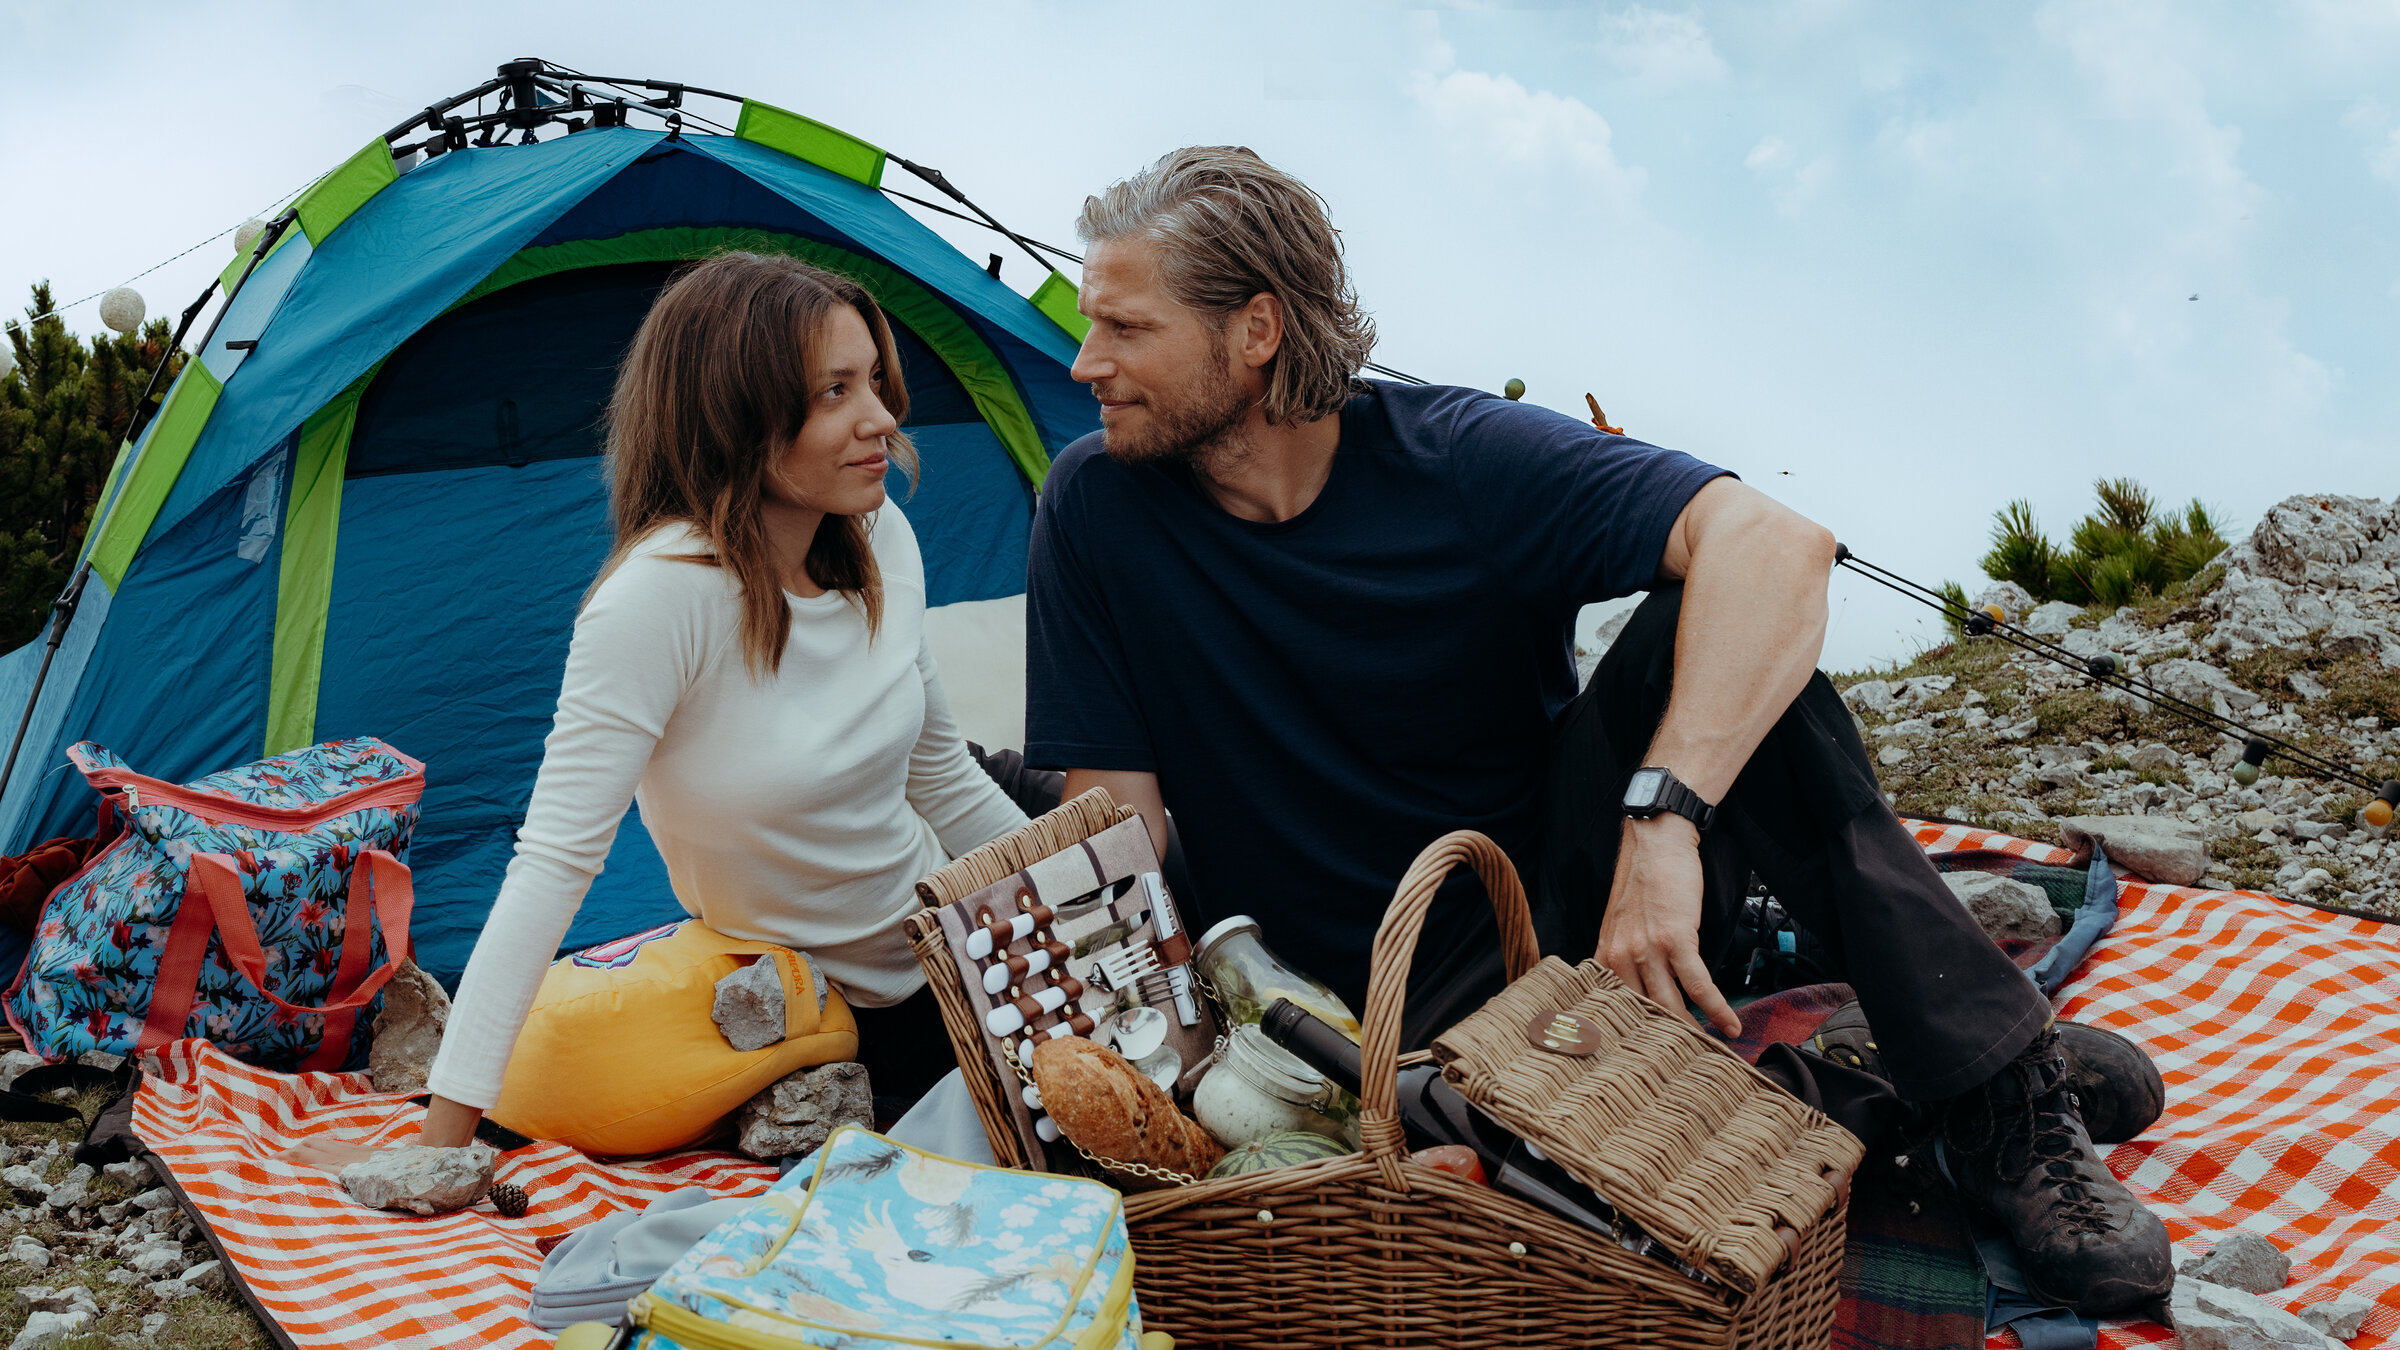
top-left (629, 1125), bottom-right (1162, 1350)
top-left (3, 738), bottom-right (421, 1073)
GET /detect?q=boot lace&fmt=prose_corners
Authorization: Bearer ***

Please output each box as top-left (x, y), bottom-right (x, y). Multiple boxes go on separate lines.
top-left (1950, 1049), bottom-right (2114, 1235)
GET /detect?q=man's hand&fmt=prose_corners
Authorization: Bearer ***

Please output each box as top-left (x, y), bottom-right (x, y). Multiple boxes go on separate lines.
top-left (1596, 814), bottom-right (1741, 1036)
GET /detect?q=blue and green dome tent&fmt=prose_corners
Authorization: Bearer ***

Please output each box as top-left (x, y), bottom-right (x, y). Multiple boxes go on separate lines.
top-left (0, 64), bottom-right (1096, 985)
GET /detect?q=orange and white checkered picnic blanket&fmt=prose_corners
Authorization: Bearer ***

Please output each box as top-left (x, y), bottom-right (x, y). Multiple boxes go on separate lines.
top-left (128, 824), bottom-right (2400, 1350)
top-left (130, 1039), bottom-right (774, 1348)
top-left (1910, 822), bottom-right (2400, 1350)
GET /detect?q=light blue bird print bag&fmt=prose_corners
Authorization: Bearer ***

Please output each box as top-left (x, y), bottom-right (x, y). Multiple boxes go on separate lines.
top-left (630, 1126), bottom-right (1156, 1350)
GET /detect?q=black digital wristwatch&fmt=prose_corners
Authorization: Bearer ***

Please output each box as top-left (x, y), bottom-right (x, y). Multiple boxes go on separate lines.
top-left (1621, 765), bottom-right (1716, 832)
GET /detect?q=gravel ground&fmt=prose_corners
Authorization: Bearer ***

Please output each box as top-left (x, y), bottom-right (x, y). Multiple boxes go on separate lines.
top-left (0, 1079), bottom-right (264, 1349)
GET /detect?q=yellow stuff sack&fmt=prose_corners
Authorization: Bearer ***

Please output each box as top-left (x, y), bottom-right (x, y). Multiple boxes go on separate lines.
top-left (491, 919), bottom-right (858, 1156)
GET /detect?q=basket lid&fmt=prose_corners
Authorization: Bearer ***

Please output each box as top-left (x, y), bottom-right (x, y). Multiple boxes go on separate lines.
top-left (1431, 956), bottom-right (1862, 1294)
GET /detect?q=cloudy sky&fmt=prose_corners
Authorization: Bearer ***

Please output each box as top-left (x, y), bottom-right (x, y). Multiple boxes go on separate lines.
top-left (5, 1), bottom-right (2396, 670)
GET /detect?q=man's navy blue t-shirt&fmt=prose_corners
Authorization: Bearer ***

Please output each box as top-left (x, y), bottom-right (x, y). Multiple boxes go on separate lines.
top-left (1025, 382), bottom-right (1728, 1013)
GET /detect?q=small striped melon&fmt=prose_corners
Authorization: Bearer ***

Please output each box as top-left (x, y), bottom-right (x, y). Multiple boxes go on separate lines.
top-left (1203, 1130), bottom-right (1354, 1179)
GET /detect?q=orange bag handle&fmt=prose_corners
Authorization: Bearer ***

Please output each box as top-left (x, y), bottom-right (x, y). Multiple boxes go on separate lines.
top-left (141, 850), bottom-right (413, 1073)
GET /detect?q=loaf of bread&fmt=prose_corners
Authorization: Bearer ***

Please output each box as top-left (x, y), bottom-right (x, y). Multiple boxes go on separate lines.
top-left (1030, 1037), bottom-right (1222, 1187)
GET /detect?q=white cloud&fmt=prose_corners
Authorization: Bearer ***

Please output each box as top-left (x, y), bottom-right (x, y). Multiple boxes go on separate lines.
top-left (1744, 135), bottom-right (1791, 171)
top-left (1743, 134), bottom-right (1830, 212)
top-left (1405, 17), bottom-right (1644, 201)
top-left (1595, 6), bottom-right (1728, 90)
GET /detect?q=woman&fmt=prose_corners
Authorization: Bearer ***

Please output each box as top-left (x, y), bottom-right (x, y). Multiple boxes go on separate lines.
top-left (412, 251), bottom-right (1028, 1153)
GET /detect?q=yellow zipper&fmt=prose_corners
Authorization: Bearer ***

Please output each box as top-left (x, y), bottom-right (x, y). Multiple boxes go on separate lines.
top-left (628, 1253), bottom-right (1135, 1350)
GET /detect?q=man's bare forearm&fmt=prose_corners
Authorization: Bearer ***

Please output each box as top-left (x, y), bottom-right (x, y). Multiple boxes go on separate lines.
top-left (1646, 481), bottom-right (1840, 803)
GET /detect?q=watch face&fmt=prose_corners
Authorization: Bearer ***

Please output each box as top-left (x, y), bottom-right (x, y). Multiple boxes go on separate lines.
top-left (1625, 768), bottom-right (1666, 810)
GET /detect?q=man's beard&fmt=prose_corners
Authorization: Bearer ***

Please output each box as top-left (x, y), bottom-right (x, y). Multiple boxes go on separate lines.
top-left (1097, 357), bottom-right (1253, 469)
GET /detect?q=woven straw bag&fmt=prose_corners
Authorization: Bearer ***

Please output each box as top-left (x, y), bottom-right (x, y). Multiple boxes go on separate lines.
top-left (912, 797), bottom-right (1861, 1348)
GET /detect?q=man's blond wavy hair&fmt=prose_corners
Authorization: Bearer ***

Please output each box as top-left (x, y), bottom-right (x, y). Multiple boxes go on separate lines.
top-left (1076, 146), bottom-right (1376, 425)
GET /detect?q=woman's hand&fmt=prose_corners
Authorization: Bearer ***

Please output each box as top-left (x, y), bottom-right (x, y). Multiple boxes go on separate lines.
top-left (272, 1095), bottom-right (487, 1172)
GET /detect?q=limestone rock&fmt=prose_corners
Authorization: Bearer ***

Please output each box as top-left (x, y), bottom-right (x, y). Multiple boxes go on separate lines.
top-left (2170, 1276), bottom-right (2340, 1349)
top-left (368, 959), bottom-right (451, 1095)
top-left (2128, 743), bottom-right (2180, 775)
top-left (127, 1243), bottom-right (186, 1277)
top-left (12, 1287), bottom-right (93, 1316)
top-left (7, 1235), bottom-right (48, 1269)
top-left (1973, 580), bottom-right (2036, 621)
top-left (1942, 871), bottom-right (2061, 942)
top-left (2058, 815), bottom-right (2214, 886)
top-left (8, 1309), bottom-right (91, 1350)
top-left (0, 1051), bottom-right (46, 1092)
top-left (100, 1158), bottom-right (154, 1189)
top-left (712, 958), bottom-right (787, 1053)
top-left (182, 1258), bottom-right (227, 1294)
top-left (140, 1314), bottom-right (167, 1340)
top-left (1842, 679), bottom-right (1896, 715)
top-left (2180, 1230), bottom-right (2293, 1294)
top-left (2148, 658), bottom-right (2262, 714)
top-left (2025, 601), bottom-right (2082, 637)
top-left (338, 1143), bottom-right (495, 1215)
top-left (2298, 1291), bottom-right (2373, 1340)
top-left (733, 1061), bottom-right (873, 1161)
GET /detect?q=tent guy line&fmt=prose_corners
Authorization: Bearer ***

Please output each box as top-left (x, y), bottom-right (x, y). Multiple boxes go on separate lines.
top-left (1834, 546), bottom-right (2400, 821)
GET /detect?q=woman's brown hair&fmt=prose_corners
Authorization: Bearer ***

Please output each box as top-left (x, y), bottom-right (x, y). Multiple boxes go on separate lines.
top-left (596, 251), bottom-right (919, 674)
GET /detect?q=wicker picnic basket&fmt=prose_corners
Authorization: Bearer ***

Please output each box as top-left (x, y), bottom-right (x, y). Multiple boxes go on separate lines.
top-left (910, 795), bottom-right (1862, 1349)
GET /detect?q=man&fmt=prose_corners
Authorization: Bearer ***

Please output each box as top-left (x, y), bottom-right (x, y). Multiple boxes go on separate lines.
top-left (1025, 145), bottom-right (2170, 1316)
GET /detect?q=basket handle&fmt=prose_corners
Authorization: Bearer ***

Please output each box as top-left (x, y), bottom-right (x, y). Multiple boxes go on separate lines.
top-left (1357, 830), bottom-right (1540, 1192)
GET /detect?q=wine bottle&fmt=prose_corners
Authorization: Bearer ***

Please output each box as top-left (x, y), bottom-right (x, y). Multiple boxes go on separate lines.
top-left (1260, 999), bottom-right (1710, 1281)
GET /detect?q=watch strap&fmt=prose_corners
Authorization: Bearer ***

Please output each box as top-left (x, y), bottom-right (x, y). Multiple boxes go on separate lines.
top-left (1626, 767), bottom-right (1717, 833)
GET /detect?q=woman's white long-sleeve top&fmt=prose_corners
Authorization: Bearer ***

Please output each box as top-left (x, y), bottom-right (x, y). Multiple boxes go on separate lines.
top-left (425, 506), bottom-right (1027, 1109)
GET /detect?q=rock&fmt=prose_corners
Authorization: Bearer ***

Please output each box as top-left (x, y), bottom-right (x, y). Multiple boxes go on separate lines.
top-left (2180, 1230), bottom-right (2293, 1294)
top-left (338, 1144), bottom-right (496, 1215)
top-left (7, 1235), bottom-right (48, 1269)
top-left (368, 959), bottom-right (451, 1095)
top-left (1941, 872), bottom-right (2061, 941)
top-left (0, 1051), bottom-right (46, 1092)
top-left (2169, 1276), bottom-right (2340, 1349)
top-left (2235, 810), bottom-right (2290, 836)
top-left (182, 1257), bottom-right (227, 1293)
top-left (127, 1243), bottom-right (186, 1276)
top-left (733, 1061), bottom-right (873, 1161)
top-left (2298, 1292), bottom-right (2373, 1339)
top-left (140, 1315), bottom-right (166, 1340)
top-left (2292, 868), bottom-right (2335, 897)
top-left (100, 1159), bottom-right (154, 1189)
top-left (1843, 679), bottom-right (1897, 715)
top-left (2058, 815), bottom-right (2214, 886)
top-left (149, 1278), bottom-right (193, 1299)
top-left (1973, 581), bottom-right (2036, 621)
top-left (1878, 745), bottom-right (1909, 766)
top-left (2291, 820), bottom-right (2343, 842)
top-left (712, 958), bottom-right (788, 1052)
top-left (1897, 674), bottom-right (1955, 703)
top-left (2, 1164), bottom-right (48, 1201)
top-left (8, 1309), bottom-right (91, 1350)
top-left (2151, 658), bottom-right (2265, 714)
top-left (2321, 617), bottom-right (2389, 662)
top-left (103, 1268), bottom-right (138, 1286)
top-left (129, 1186), bottom-right (174, 1212)
top-left (12, 1287), bottom-right (93, 1315)
top-left (2024, 601), bottom-right (2082, 636)
top-left (42, 1165), bottom-right (91, 1210)
top-left (2129, 744), bottom-right (2181, 774)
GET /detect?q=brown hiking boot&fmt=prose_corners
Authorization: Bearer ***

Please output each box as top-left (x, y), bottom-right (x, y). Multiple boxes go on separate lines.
top-left (1940, 1028), bottom-right (2173, 1316)
top-left (1811, 1001), bottom-right (2165, 1143)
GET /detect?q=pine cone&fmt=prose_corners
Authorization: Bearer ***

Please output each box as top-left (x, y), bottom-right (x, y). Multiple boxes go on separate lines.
top-left (490, 1182), bottom-right (529, 1218)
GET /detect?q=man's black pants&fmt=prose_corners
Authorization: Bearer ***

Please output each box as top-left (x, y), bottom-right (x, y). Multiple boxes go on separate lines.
top-left (1528, 585), bottom-right (2051, 1119)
